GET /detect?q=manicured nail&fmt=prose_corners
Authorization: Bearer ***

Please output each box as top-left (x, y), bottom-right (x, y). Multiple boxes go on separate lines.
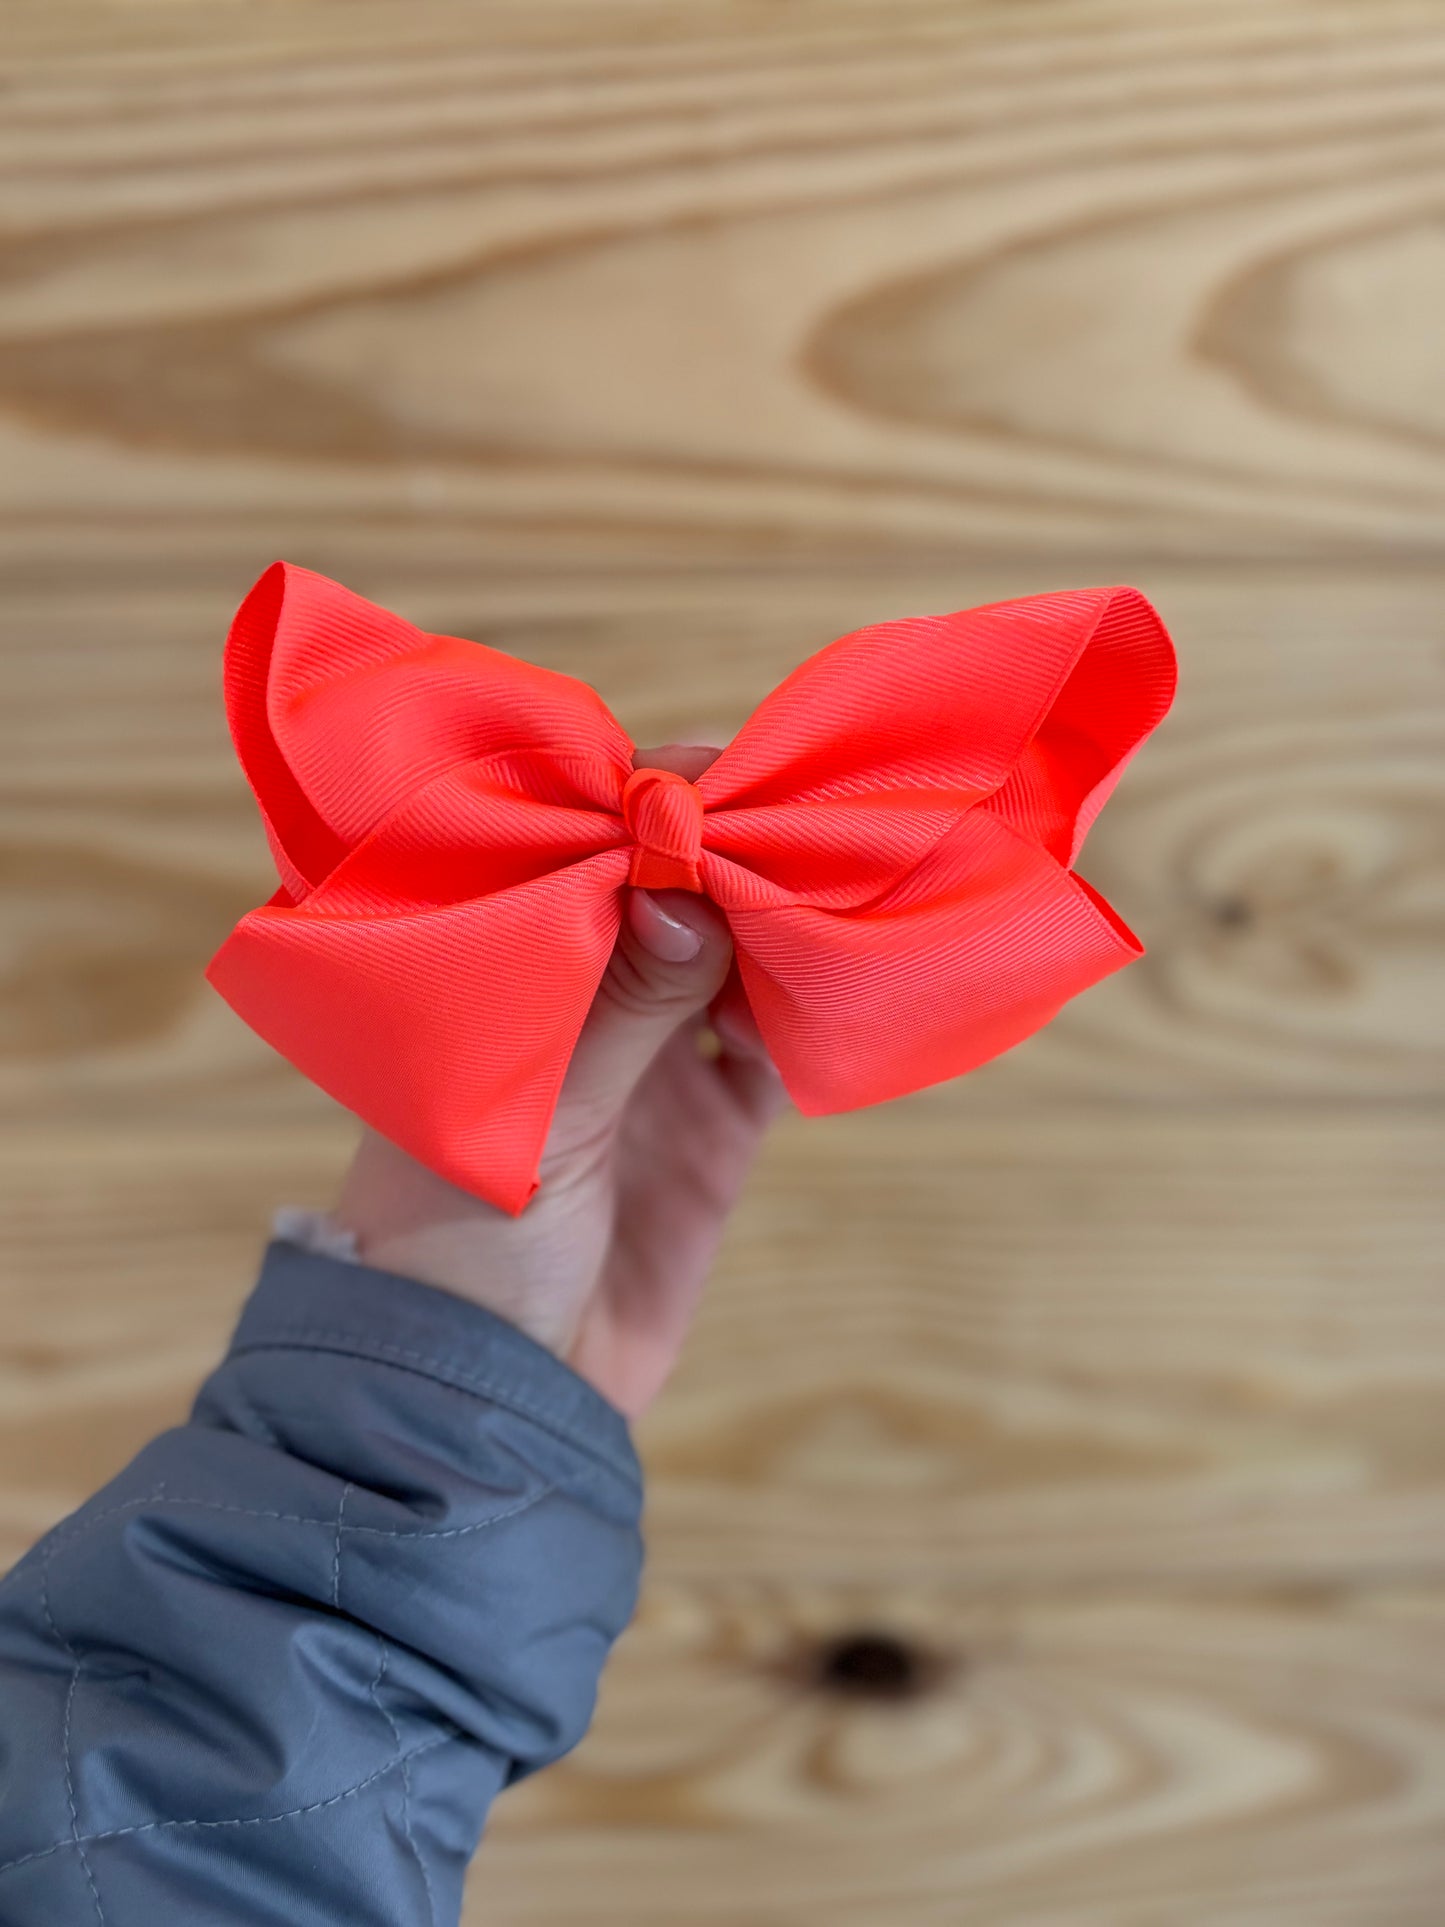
top-left (629, 888), bottom-right (705, 963)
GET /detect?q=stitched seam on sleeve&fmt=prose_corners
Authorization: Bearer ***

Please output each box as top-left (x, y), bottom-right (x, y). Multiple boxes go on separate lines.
top-left (331, 1482), bottom-right (351, 1608)
top-left (6, 1484), bottom-right (559, 1613)
top-left (37, 1549), bottom-right (106, 1923)
top-left (228, 1328), bottom-right (639, 1488)
top-left (345, 1554), bottom-right (437, 1927)
top-left (0, 1732), bottom-right (459, 1881)
top-left (1, 1481), bottom-right (557, 1886)
top-left (345, 1485), bottom-right (553, 1540)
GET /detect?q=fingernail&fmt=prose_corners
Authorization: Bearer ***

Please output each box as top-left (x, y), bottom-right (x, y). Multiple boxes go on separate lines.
top-left (629, 889), bottom-right (705, 964)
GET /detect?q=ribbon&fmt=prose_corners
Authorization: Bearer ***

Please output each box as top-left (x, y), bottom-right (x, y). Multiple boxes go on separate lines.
top-left (207, 564), bottom-right (1176, 1213)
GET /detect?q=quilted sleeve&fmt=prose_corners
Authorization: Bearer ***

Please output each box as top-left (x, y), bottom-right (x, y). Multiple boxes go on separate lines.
top-left (0, 1238), bottom-right (645, 1926)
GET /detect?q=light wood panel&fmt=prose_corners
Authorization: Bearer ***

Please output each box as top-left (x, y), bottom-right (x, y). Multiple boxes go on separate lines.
top-left (482, 1582), bottom-right (1445, 1926)
top-left (2, 3), bottom-right (1442, 1924)
top-left (2, 1), bottom-right (1445, 562)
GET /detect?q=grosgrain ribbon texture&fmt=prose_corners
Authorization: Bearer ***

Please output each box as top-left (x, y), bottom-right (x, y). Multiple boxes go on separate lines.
top-left (206, 564), bottom-right (1177, 1214)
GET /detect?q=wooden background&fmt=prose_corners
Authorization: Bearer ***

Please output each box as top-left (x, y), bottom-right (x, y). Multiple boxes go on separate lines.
top-left (3, 1), bottom-right (1444, 1920)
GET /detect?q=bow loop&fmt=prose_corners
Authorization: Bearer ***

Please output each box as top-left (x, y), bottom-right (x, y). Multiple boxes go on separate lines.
top-left (622, 767), bottom-right (705, 891)
top-left (223, 561), bottom-right (634, 904)
top-left (207, 566), bottom-right (1177, 1214)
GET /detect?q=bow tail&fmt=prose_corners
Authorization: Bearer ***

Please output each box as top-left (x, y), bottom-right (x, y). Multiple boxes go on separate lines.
top-left (715, 814), bottom-right (1140, 1114)
top-left (207, 850), bottom-right (629, 1214)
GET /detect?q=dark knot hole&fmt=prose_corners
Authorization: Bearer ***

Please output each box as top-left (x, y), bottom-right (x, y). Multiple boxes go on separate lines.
top-left (813, 1630), bottom-right (931, 1701)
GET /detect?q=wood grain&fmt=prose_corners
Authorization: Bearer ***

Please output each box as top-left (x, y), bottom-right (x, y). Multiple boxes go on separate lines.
top-left (2, 2), bottom-right (1442, 1923)
top-left (2, 2), bottom-right (1445, 561)
top-left (481, 1581), bottom-right (1445, 1926)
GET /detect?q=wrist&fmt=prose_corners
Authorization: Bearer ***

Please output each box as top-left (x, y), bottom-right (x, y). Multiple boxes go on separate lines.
top-left (328, 1128), bottom-right (571, 1354)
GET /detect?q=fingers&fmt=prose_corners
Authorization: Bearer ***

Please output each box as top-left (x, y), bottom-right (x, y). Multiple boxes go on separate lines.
top-left (545, 743), bottom-right (732, 1166)
top-left (709, 990), bottom-right (793, 1128)
top-left (564, 989), bottom-right (786, 1419)
top-left (549, 887), bottom-right (734, 1156)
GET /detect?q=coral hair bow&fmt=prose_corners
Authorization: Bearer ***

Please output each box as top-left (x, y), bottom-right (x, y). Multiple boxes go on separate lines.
top-left (207, 564), bottom-right (1176, 1213)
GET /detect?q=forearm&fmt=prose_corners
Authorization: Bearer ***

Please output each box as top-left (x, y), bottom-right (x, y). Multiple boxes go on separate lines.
top-left (0, 1237), bottom-right (644, 1926)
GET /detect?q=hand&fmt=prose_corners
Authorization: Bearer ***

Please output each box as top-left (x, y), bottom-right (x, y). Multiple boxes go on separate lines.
top-left (329, 745), bottom-right (789, 1421)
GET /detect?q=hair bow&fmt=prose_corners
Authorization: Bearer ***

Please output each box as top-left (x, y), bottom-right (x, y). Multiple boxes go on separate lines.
top-left (207, 564), bottom-right (1176, 1214)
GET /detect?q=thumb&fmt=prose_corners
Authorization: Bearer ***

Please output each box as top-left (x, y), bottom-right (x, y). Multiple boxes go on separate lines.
top-left (546, 886), bottom-right (734, 1159)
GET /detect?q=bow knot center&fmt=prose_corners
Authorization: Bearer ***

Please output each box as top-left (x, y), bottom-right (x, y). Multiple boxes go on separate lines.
top-left (622, 766), bottom-right (705, 892)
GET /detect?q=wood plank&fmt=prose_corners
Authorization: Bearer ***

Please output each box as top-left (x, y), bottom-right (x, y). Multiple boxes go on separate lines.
top-left (644, 1109), bottom-right (1445, 1584)
top-left (469, 1580), bottom-right (1445, 1925)
top-left (1, 3), bottom-right (1444, 560)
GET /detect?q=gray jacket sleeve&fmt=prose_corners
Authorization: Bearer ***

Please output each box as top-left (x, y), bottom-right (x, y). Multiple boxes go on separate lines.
top-left (0, 1238), bottom-right (646, 1926)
